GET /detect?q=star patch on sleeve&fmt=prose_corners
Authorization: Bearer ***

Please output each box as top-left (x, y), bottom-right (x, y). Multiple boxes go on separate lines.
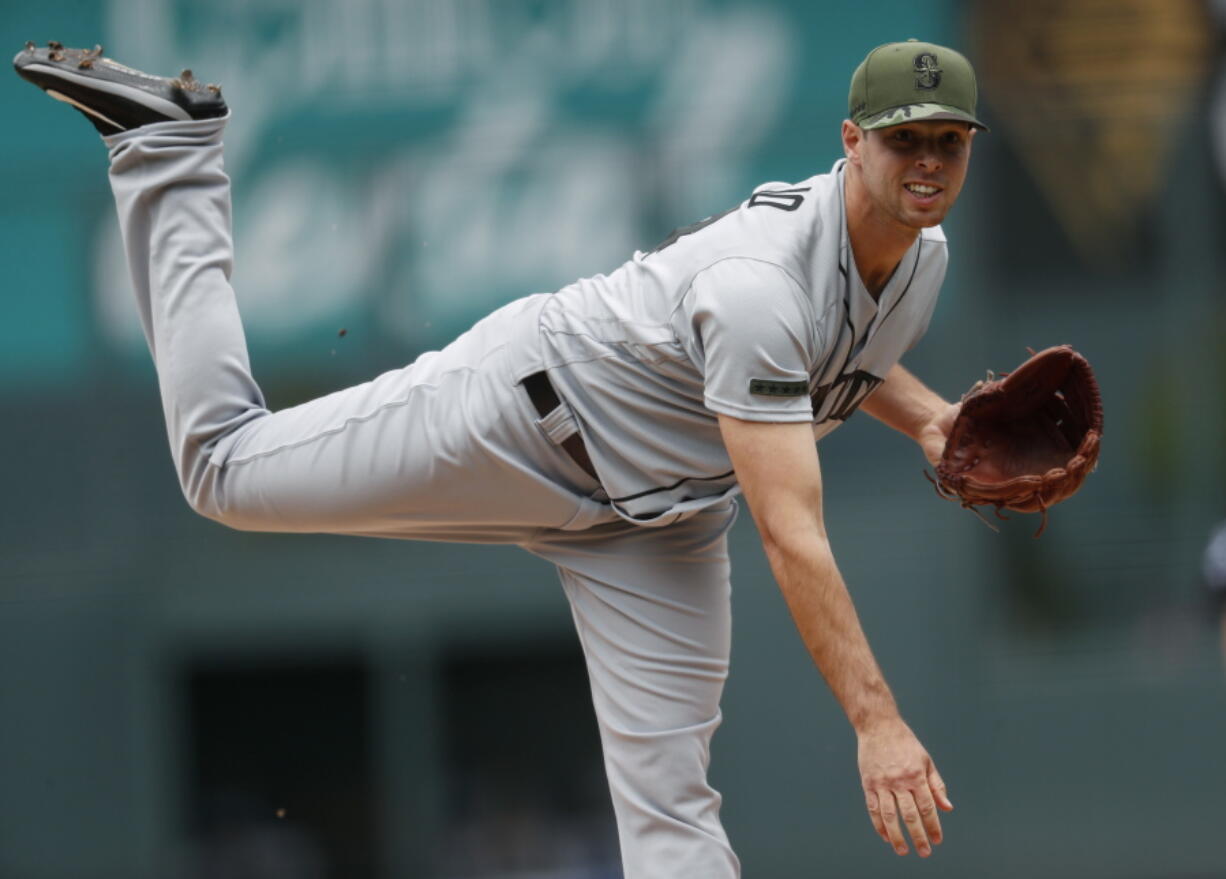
top-left (749, 378), bottom-right (809, 397)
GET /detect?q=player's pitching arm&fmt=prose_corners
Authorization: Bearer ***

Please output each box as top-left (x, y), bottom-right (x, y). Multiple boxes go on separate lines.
top-left (859, 364), bottom-right (959, 467)
top-left (718, 415), bottom-right (954, 858)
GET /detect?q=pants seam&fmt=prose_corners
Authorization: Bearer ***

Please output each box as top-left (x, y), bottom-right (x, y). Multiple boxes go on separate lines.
top-left (222, 359), bottom-right (501, 468)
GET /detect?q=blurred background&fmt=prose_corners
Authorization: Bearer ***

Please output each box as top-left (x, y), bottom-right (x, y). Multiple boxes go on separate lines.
top-left (2, 0), bottom-right (1225, 876)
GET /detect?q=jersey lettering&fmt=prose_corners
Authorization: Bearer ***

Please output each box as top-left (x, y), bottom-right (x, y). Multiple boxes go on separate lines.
top-left (811, 370), bottom-right (883, 424)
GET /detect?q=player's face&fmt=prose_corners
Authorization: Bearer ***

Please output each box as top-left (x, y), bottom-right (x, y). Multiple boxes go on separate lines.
top-left (845, 120), bottom-right (975, 231)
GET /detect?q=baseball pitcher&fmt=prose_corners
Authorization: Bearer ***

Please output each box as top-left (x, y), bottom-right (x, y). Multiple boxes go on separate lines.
top-left (15, 37), bottom-right (986, 877)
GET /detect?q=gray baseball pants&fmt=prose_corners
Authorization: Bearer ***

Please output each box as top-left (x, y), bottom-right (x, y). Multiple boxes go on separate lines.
top-left (105, 115), bottom-right (741, 879)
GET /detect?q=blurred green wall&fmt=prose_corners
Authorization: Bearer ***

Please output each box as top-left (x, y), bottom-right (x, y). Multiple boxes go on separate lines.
top-left (3, 1), bottom-right (1225, 878)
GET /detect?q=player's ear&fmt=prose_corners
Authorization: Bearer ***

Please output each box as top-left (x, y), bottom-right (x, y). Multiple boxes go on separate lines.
top-left (842, 120), bottom-right (864, 165)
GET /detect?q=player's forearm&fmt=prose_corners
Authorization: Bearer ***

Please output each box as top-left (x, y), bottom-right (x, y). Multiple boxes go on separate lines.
top-left (760, 522), bottom-right (900, 733)
top-left (861, 364), bottom-right (949, 441)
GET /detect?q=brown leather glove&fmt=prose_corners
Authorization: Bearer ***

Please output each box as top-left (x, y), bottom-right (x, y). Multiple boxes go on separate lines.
top-left (931, 346), bottom-right (1103, 536)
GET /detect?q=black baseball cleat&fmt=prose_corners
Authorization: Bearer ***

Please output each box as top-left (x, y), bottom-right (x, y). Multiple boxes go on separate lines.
top-left (13, 41), bottom-right (227, 135)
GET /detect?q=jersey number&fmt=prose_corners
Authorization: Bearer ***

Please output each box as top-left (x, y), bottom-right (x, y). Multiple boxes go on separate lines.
top-left (646, 186), bottom-right (811, 254)
top-left (747, 187), bottom-right (810, 212)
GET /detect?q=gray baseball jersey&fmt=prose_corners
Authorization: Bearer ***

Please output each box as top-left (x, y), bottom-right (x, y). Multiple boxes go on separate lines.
top-left (543, 159), bottom-right (948, 524)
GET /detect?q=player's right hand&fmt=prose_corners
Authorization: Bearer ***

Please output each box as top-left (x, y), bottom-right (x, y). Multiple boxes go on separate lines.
top-left (856, 717), bottom-right (953, 857)
top-left (917, 401), bottom-right (961, 468)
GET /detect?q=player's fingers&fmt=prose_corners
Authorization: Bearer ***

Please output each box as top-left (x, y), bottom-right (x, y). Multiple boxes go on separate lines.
top-left (876, 788), bottom-right (909, 856)
top-left (864, 790), bottom-right (889, 843)
top-left (911, 781), bottom-right (943, 849)
top-left (928, 763), bottom-right (954, 811)
top-left (894, 787), bottom-right (931, 857)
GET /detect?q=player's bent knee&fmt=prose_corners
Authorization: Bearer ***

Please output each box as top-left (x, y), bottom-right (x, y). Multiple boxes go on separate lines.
top-left (183, 491), bottom-right (287, 534)
top-left (177, 467), bottom-right (273, 533)
top-left (180, 485), bottom-right (245, 530)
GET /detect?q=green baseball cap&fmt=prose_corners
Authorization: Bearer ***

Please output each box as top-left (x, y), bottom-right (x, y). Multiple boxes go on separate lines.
top-left (849, 39), bottom-right (988, 131)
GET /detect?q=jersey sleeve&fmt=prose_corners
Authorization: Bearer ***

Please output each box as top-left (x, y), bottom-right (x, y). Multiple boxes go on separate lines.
top-left (685, 257), bottom-right (818, 422)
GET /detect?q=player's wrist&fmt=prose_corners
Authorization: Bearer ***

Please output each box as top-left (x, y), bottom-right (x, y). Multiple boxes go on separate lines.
top-left (846, 684), bottom-right (902, 736)
top-left (914, 400), bottom-right (958, 446)
top-left (853, 711), bottom-right (907, 739)
top-left (912, 397), bottom-right (954, 438)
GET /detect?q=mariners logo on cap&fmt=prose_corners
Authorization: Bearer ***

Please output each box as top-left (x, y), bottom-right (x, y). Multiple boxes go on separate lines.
top-left (914, 53), bottom-right (942, 90)
top-left (848, 40), bottom-right (988, 131)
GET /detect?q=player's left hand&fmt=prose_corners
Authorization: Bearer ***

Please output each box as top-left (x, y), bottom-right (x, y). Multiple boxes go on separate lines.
top-left (917, 401), bottom-right (961, 468)
top-left (857, 717), bottom-right (953, 857)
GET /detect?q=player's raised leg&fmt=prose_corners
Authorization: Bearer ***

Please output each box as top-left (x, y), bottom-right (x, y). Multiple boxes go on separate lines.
top-left (527, 505), bottom-right (742, 879)
top-left (14, 44), bottom-right (607, 540)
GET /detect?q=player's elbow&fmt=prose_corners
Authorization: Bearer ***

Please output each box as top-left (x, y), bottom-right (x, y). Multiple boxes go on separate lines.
top-left (756, 504), bottom-right (829, 560)
top-left (760, 520), bottom-right (836, 587)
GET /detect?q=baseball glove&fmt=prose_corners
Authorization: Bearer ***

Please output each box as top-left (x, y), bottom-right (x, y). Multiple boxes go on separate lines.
top-left (929, 345), bottom-right (1103, 536)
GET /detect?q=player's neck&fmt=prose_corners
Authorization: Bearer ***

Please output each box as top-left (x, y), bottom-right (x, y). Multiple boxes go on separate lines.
top-left (843, 171), bottom-right (920, 300)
